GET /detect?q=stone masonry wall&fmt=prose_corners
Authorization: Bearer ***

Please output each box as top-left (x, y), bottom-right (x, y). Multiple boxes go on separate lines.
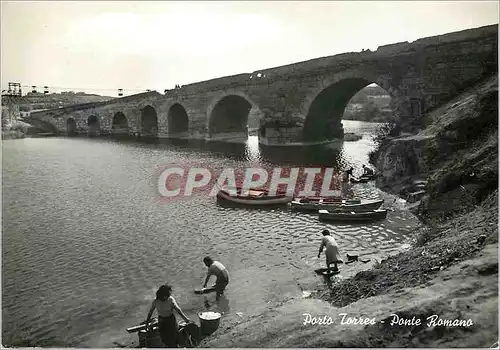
top-left (38, 93), bottom-right (163, 135)
top-left (259, 127), bottom-right (303, 145)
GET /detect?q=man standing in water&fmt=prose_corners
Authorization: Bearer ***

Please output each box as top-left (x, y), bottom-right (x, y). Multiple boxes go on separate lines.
top-left (362, 164), bottom-right (375, 176)
top-left (202, 256), bottom-right (230, 300)
top-left (341, 167), bottom-right (354, 198)
top-left (317, 230), bottom-right (343, 273)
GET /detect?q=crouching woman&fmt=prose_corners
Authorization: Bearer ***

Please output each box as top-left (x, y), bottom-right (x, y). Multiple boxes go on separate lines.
top-left (145, 284), bottom-right (191, 348)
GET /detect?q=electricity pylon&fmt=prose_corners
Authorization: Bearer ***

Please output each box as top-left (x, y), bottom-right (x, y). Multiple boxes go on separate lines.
top-left (1, 82), bottom-right (22, 129)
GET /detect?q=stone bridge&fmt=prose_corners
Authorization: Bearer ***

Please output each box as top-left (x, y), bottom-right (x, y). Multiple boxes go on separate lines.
top-left (26, 24), bottom-right (498, 145)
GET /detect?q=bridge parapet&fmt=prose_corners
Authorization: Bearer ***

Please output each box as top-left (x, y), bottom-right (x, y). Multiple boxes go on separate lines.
top-left (409, 23), bottom-right (497, 49)
top-left (29, 91), bottom-right (162, 119)
top-left (160, 24), bottom-right (498, 99)
top-left (171, 73), bottom-right (252, 95)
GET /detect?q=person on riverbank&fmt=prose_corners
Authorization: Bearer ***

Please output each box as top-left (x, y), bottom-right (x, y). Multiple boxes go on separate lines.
top-left (202, 256), bottom-right (230, 301)
top-left (362, 164), bottom-right (375, 176)
top-left (145, 284), bottom-right (191, 348)
top-left (341, 167), bottom-right (354, 198)
top-left (317, 230), bottom-right (343, 273)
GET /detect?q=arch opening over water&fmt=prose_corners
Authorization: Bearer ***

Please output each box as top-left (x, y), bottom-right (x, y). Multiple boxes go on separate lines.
top-left (343, 84), bottom-right (394, 124)
top-left (303, 78), bottom-right (394, 142)
top-left (112, 112), bottom-right (129, 136)
top-left (209, 95), bottom-right (253, 142)
top-left (27, 119), bottom-right (58, 135)
top-left (87, 115), bottom-right (100, 137)
top-left (66, 118), bottom-right (77, 136)
top-left (140, 105), bottom-right (158, 138)
top-left (168, 104), bottom-right (189, 136)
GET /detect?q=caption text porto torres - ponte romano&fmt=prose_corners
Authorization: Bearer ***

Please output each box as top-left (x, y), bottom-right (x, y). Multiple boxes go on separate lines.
top-left (302, 313), bottom-right (474, 327)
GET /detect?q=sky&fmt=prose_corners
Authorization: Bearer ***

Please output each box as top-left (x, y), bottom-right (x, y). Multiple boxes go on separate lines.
top-left (1, 1), bottom-right (498, 97)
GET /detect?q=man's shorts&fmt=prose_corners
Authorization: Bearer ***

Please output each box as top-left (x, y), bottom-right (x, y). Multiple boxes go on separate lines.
top-left (214, 276), bottom-right (229, 293)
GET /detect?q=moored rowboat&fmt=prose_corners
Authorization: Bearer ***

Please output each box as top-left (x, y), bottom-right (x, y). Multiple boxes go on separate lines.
top-left (291, 197), bottom-right (384, 212)
top-left (216, 187), bottom-right (292, 206)
top-left (318, 209), bottom-right (388, 222)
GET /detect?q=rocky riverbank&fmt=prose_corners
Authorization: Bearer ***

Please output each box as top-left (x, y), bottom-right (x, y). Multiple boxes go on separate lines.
top-left (197, 75), bottom-right (498, 347)
top-left (2, 130), bottom-right (25, 140)
top-left (2, 121), bottom-right (58, 140)
top-left (372, 75), bottom-right (498, 219)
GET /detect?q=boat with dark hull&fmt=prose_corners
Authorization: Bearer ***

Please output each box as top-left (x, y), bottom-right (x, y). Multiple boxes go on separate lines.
top-left (216, 187), bottom-right (292, 206)
top-left (318, 209), bottom-right (388, 222)
top-left (291, 197), bottom-right (384, 212)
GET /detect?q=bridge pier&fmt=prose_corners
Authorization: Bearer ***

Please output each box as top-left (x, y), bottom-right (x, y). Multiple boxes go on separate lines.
top-left (164, 131), bottom-right (190, 140)
top-left (208, 131), bottom-right (248, 144)
top-left (111, 127), bottom-right (130, 136)
top-left (258, 120), bottom-right (345, 146)
top-left (258, 126), bottom-right (302, 145)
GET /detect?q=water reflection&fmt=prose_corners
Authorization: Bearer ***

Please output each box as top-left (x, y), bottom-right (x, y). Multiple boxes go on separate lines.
top-left (106, 133), bottom-right (355, 169)
top-left (244, 136), bottom-right (261, 162)
top-left (217, 295), bottom-right (230, 314)
top-left (202, 294), bottom-right (231, 315)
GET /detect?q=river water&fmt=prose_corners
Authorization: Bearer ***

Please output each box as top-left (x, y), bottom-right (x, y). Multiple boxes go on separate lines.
top-left (2, 121), bottom-right (419, 347)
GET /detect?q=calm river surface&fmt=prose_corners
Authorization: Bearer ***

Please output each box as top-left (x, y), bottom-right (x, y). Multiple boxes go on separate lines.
top-left (2, 121), bottom-right (419, 347)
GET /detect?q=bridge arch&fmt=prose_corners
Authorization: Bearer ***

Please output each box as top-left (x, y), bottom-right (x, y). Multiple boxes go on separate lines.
top-left (207, 91), bottom-right (263, 140)
top-left (140, 105), bottom-right (158, 138)
top-left (167, 103), bottom-right (189, 136)
top-left (66, 118), bottom-right (77, 136)
top-left (87, 115), bottom-right (100, 137)
top-left (24, 118), bottom-right (58, 135)
top-left (112, 112), bottom-right (129, 136)
top-left (301, 71), bottom-right (403, 142)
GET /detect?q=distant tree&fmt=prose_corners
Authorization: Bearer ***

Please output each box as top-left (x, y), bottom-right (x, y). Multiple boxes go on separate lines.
top-left (362, 100), bottom-right (382, 120)
top-left (350, 86), bottom-right (390, 104)
top-left (19, 105), bottom-right (31, 112)
top-left (365, 85), bottom-right (388, 96)
top-left (1, 113), bottom-right (7, 130)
